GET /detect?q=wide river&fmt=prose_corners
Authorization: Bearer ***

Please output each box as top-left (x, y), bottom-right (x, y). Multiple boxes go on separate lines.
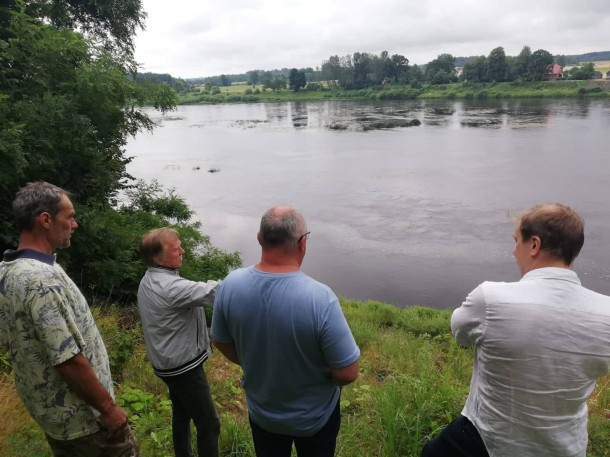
top-left (126, 98), bottom-right (610, 309)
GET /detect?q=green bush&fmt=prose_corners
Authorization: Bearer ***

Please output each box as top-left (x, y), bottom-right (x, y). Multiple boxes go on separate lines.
top-left (63, 180), bottom-right (241, 304)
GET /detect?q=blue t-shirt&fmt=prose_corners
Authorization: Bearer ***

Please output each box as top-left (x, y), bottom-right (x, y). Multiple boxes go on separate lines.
top-left (211, 266), bottom-right (360, 436)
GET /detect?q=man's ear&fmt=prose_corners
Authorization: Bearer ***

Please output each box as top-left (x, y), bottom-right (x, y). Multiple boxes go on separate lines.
top-left (38, 212), bottom-right (52, 228)
top-left (257, 232), bottom-right (262, 246)
top-left (530, 235), bottom-right (542, 257)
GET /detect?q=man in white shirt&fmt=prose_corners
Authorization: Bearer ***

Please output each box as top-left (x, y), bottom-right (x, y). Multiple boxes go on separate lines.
top-left (421, 203), bottom-right (610, 457)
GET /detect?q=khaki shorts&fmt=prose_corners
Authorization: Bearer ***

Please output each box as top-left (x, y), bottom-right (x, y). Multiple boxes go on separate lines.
top-left (45, 424), bottom-right (140, 457)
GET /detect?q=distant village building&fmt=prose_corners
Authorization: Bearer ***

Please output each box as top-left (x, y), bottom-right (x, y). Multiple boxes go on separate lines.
top-left (593, 71), bottom-right (603, 79)
top-left (606, 71), bottom-right (610, 80)
top-left (546, 64), bottom-right (563, 81)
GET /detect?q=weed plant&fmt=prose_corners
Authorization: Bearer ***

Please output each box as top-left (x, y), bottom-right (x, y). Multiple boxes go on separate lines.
top-left (0, 300), bottom-right (608, 456)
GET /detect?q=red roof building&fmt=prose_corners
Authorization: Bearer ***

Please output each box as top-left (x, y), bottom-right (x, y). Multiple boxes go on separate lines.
top-left (546, 64), bottom-right (563, 81)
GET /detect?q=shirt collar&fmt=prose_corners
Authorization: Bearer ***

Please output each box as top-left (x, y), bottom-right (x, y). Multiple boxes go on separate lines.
top-left (3, 248), bottom-right (56, 266)
top-left (520, 267), bottom-right (581, 285)
top-left (148, 265), bottom-right (180, 276)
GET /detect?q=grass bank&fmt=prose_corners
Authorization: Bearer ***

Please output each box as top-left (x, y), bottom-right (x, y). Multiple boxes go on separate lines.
top-left (179, 80), bottom-right (610, 105)
top-left (0, 301), bottom-right (608, 456)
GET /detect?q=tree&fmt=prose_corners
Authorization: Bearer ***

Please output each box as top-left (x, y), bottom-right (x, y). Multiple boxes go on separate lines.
top-left (389, 54), bottom-right (409, 82)
top-left (220, 74), bottom-right (230, 86)
top-left (352, 52), bottom-right (372, 87)
top-left (407, 64), bottom-right (424, 85)
top-left (425, 54), bottom-right (457, 84)
top-left (0, 2), bottom-right (238, 303)
top-left (462, 56), bottom-right (488, 82)
top-left (288, 68), bottom-right (306, 92)
top-left (515, 46), bottom-right (532, 80)
top-left (247, 70), bottom-right (259, 86)
top-left (321, 55), bottom-right (342, 87)
top-left (487, 47), bottom-right (508, 82)
top-left (528, 49), bottom-right (554, 81)
top-left (567, 62), bottom-right (596, 80)
top-left (61, 181), bottom-right (241, 301)
top-left (259, 71), bottom-right (273, 89)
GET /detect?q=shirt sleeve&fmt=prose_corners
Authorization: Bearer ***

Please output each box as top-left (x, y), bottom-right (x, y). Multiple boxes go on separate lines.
top-left (30, 286), bottom-right (82, 366)
top-left (320, 295), bottom-right (360, 368)
top-left (210, 281), bottom-right (232, 344)
top-left (451, 284), bottom-right (486, 348)
top-left (168, 277), bottom-right (220, 309)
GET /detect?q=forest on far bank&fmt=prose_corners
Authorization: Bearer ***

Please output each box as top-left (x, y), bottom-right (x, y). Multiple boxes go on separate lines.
top-left (140, 49), bottom-right (610, 96)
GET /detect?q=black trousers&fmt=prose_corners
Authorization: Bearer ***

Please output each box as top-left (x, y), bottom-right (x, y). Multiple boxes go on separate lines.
top-left (420, 415), bottom-right (490, 457)
top-left (161, 364), bottom-right (220, 457)
top-left (249, 398), bottom-right (341, 457)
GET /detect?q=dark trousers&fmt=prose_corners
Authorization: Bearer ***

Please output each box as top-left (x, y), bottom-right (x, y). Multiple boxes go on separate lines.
top-left (161, 364), bottom-right (220, 457)
top-left (249, 399), bottom-right (341, 457)
top-left (45, 424), bottom-right (140, 457)
top-left (420, 415), bottom-right (489, 457)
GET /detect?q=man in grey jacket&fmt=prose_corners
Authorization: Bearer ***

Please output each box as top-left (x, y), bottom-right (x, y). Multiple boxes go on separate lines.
top-left (137, 228), bottom-right (220, 457)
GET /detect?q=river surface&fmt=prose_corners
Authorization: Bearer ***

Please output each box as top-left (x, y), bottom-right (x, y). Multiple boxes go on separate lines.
top-left (126, 99), bottom-right (610, 309)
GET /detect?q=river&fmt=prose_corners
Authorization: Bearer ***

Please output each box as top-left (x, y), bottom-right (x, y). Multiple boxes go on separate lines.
top-left (126, 98), bottom-right (610, 309)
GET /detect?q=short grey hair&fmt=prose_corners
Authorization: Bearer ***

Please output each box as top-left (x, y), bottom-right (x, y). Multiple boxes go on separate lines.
top-left (259, 206), bottom-right (307, 249)
top-left (13, 182), bottom-right (69, 232)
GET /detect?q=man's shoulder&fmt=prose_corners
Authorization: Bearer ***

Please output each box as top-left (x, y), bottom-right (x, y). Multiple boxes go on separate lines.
top-left (0, 256), bottom-right (61, 282)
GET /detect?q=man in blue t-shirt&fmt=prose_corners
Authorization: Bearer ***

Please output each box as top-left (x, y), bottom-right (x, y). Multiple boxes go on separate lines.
top-left (211, 205), bottom-right (360, 457)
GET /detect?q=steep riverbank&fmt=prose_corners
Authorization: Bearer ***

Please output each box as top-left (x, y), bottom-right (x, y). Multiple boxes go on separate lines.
top-left (1, 301), bottom-right (608, 456)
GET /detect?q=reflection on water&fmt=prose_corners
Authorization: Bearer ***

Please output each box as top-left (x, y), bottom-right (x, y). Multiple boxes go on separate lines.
top-left (176, 99), bottom-right (591, 133)
top-left (129, 99), bottom-right (610, 308)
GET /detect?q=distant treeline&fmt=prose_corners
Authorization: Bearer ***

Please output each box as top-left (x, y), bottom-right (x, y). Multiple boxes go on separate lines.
top-left (133, 72), bottom-right (192, 93)
top-left (166, 49), bottom-right (610, 93)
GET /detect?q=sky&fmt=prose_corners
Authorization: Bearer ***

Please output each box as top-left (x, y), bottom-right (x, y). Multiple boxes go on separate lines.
top-left (133, 0), bottom-right (610, 79)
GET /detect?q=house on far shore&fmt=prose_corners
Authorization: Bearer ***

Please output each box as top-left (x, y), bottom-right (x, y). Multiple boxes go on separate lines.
top-left (593, 71), bottom-right (603, 79)
top-left (546, 64), bottom-right (563, 81)
top-left (606, 71), bottom-right (610, 80)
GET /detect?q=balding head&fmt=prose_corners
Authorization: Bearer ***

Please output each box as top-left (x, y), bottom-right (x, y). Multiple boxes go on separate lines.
top-left (258, 205), bottom-right (307, 250)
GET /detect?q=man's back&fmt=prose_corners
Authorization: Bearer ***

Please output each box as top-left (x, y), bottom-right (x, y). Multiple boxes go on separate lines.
top-left (212, 266), bottom-right (360, 436)
top-left (453, 267), bottom-right (610, 456)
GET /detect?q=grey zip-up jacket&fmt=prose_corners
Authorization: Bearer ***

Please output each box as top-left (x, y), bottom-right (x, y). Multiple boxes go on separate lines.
top-left (137, 266), bottom-right (219, 377)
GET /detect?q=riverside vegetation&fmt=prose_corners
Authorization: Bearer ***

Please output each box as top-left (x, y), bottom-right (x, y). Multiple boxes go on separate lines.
top-left (179, 80), bottom-right (610, 105)
top-left (1, 301), bottom-right (608, 457)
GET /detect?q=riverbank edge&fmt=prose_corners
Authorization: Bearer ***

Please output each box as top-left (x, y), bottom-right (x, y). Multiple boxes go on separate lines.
top-left (1, 299), bottom-right (608, 456)
top-left (178, 80), bottom-right (610, 105)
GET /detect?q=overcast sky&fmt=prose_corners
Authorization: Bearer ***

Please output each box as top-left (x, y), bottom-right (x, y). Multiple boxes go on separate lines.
top-left (133, 0), bottom-right (610, 79)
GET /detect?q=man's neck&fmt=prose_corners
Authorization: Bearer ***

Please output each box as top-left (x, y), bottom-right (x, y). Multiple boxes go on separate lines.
top-left (17, 232), bottom-right (54, 255)
top-left (255, 251), bottom-right (301, 273)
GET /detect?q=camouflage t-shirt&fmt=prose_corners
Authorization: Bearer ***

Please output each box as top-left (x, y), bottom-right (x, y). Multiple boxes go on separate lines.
top-left (0, 249), bottom-right (113, 440)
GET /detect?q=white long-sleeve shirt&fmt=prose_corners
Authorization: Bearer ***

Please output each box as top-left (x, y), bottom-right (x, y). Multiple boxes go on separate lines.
top-left (452, 267), bottom-right (610, 457)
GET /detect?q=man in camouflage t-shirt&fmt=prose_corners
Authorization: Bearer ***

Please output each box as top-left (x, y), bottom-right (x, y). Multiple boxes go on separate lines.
top-left (0, 182), bottom-right (139, 456)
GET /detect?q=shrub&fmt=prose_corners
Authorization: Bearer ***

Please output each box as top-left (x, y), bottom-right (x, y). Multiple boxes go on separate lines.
top-left (63, 180), bottom-right (241, 304)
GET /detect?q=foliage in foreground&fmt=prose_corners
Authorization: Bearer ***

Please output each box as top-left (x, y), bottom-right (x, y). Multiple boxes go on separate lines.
top-left (62, 180), bottom-right (242, 303)
top-left (1, 301), bottom-right (608, 457)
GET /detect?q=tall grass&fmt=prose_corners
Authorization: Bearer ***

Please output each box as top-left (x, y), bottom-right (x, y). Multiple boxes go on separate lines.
top-left (0, 301), bottom-right (608, 456)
